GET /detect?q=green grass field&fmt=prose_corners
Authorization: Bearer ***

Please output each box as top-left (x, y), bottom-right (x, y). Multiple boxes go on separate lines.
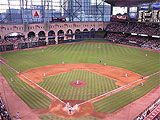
top-left (39, 114), bottom-right (99, 120)
top-left (1, 43), bottom-right (159, 75)
top-left (0, 42), bottom-right (159, 119)
top-left (94, 73), bottom-right (160, 113)
top-left (38, 70), bottom-right (119, 100)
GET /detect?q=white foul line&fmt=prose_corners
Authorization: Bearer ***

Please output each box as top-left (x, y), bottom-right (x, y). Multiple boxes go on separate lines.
top-left (1, 60), bottom-right (160, 107)
top-left (0, 60), bottom-right (66, 105)
top-left (78, 71), bottom-right (160, 106)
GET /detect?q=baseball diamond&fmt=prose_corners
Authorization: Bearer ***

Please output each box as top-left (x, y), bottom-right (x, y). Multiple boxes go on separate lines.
top-left (0, 42), bottom-right (159, 119)
top-left (0, 0), bottom-right (160, 119)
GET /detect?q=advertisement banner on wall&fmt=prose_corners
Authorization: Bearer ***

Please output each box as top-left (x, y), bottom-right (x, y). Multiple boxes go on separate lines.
top-left (32, 10), bottom-right (40, 19)
top-left (140, 4), bottom-right (150, 10)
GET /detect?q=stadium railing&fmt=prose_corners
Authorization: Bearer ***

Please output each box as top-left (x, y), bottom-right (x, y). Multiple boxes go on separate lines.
top-left (134, 96), bottom-right (160, 120)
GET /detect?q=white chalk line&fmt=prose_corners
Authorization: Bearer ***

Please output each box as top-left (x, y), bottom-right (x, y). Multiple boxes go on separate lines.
top-left (78, 71), bottom-right (160, 106)
top-left (1, 60), bottom-right (160, 107)
top-left (0, 60), bottom-right (66, 105)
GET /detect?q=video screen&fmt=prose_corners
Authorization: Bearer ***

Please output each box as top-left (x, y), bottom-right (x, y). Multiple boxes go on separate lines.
top-left (153, 2), bottom-right (160, 10)
top-left (129, 7), bottom-right (137, 12)
top-left (112, 7), bottom-right (128, 15)
top-left (129, 13), bottom-right (137, 18)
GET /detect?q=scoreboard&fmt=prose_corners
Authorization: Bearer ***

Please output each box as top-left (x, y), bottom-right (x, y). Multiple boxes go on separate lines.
top-left (138, 3), bottom-right (160, 22)
top-left (111, 3), bottom-right (160, 23)
top-left (138, 10), bottom-right (160, 22)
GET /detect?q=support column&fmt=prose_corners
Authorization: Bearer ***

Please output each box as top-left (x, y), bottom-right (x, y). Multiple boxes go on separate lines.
top-left (73, 34), bottom-right (75, 40)
top-left (64, 35), bottom-right (67, 40)
top-left (1, 35), bottom-right (5, 40)
top-left (55, 34), bottom-right (58, 44)
top-left (46, 36), bottom-right (49, 45)
top-left (36, 33), bottom-right (39, 41)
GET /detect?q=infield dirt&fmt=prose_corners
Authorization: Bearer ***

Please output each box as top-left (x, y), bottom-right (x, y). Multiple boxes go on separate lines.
top-left (16, 63), bottom-right (148, 119)
top-left (17, 63), bottom-right (144, 88)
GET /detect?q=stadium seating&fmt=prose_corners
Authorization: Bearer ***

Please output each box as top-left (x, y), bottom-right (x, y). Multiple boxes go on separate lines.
top-left (106, 22), bottom-right (160, 36)
top-left (0, 96), bottom-right (12, 120)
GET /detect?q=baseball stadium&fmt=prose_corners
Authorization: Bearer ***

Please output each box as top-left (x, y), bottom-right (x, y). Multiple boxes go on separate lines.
top-left (0, 0), bottom-right (160, 120)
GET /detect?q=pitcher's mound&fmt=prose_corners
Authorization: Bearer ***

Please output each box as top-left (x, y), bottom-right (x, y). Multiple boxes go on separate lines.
top-left (70, 81), bottom-right (86, 87)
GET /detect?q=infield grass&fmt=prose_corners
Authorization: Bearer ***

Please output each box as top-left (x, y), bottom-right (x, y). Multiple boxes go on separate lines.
top-left (38, 70), bottom-right (119, 100)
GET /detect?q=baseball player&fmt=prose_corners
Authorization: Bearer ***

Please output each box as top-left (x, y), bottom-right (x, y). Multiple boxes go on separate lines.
top-left (125, 73), bottom-right (128, 77)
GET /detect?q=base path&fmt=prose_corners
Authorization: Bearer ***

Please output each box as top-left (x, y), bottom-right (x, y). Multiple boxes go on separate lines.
top-left (7, 62), bottom-right (153, 119)
top-left (17, 63), bottom-right (142, 88)
top-left (16, 63), bottom-right (147, 119)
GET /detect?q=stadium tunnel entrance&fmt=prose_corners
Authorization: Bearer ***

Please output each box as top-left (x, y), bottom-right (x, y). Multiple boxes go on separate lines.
top-left (75, 29), bottom-right (81, 39)
top-left (57, 30), bottom-right (64, 44)
top-left (90, 28), bottom-right (96, 38)
top-left (48, 30), bottom-right (56, 45)
top-left (28, 31), bottom-right (36, 41)
top-left (82, 29), bottom-right (89, 38)
top-left (65, 29), bottom-right (73, 40)
top-left (38, 31), bottom-right (46, 41)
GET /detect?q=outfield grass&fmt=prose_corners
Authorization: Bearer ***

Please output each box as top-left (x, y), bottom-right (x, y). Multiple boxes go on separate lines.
top-left (39, 114), bottom-right (99, 120)
top-left (1, 43), bottom-right (159, 76)
top-left (0, 43), bottom-right (159, 113)
top-left (38, 70), bottom-right (119, 100)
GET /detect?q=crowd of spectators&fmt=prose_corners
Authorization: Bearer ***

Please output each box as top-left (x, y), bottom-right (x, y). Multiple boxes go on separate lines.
top-left (135, 96), bottom-right (160, 120)
top-left (106, 32), bottom-right (160, 51)
top-left (106, 32), bottom-right (125, 42)
top-left (0, 37), bottom-right (39, 46)
top-left (106, 22), bottom-right (160, 36)
top-left (142, 38), bottom-right (160, 50)
top-left (0, 96), bottom-right (11, 120)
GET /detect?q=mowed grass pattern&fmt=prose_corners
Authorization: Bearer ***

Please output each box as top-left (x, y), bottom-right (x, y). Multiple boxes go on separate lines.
top-left (0, 43), bottom-right (159, 112)
top-left (94, 73), bottom-right (160, 113)
top-left (0, 64), bottom-right (52, 109)
top-left (1, 43), bottom-right (159, 76)
top-left (39, 114), bottom-right (99, 120)
top-left (38, 70), bottom-right (119, 100)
